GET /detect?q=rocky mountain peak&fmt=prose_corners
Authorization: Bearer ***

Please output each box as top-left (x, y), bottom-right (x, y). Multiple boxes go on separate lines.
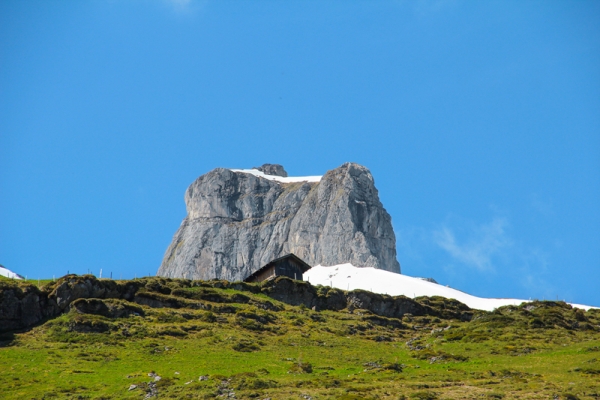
top-left (157, 162), bottom-right (401, 281)
top-left (252, 163), bottom-right (288, 177)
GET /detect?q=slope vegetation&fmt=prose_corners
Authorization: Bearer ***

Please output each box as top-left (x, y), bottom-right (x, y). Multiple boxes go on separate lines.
top-left (1, 276), bottom-right (599, 399)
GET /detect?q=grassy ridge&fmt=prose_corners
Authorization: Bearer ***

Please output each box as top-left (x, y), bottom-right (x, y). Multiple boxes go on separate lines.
top-left (1, 277), bottom-right (599, 399)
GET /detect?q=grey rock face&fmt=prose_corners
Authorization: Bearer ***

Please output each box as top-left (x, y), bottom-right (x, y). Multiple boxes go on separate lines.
top-left (157, 162), bottom-right (401, 281)
top-left (252, 163), bottom-right (288, 177)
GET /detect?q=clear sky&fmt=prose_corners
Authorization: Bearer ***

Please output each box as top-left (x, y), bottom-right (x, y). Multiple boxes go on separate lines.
top-left (1, 1), bottom-right (599, 306)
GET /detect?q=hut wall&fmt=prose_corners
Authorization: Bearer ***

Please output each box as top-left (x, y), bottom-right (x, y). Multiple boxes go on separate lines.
top-left (274, 259), bottom-right (304, 281)
top-left (249, 265), bottom-right (276, 282)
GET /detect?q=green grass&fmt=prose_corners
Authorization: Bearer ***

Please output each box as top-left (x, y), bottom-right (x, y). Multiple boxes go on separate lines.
top-left (0, 274), bottom-right (56, 288)
top-left (1, 277), bottom-right (599, 399)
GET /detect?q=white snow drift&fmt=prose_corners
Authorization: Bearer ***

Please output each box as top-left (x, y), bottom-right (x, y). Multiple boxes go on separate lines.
top-left (0, 265), bottom-right (23, 280)
top-left (304, 264), bottom-right (596, 312)
top-left (229, 168), bottom-right (322, 183)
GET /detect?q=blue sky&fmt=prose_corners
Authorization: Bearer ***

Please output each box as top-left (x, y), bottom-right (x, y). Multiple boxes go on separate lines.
top-left (1, 0), bottom-right (599, 306)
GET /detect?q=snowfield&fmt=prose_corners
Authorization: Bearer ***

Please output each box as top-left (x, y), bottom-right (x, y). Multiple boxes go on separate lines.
top-left (0, 265), bottom-right (23, 280)
top-left (229, 168), bottom-right (322, 183)
top-left (304, 264), bottom-right (596, 312)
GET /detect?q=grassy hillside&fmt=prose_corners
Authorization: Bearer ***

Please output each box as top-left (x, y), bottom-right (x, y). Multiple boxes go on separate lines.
top-left (1, 276), bottom-right (599, 400)
top-left (0, 275), bottom-right (54, 287)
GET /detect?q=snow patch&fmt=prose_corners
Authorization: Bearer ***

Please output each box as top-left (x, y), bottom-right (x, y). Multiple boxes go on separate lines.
top-left (0, 265), bottom-right (24, 280)
top-left (229, 168), bottom-right (321, 183)
top-left (304, 264), bottom-right (597, 312)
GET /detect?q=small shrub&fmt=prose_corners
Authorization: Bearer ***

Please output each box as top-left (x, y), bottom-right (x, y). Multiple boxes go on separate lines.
top-left (156, 327), bottom-right (187, 337)
top-left (411, 391), bottom-right (438, 400)
top-left (310, 313), bottom-right (326, 322)
top-left (255, 368), bottom-right (269, 375)
top-left (443, 330), bottom-right (465, 341)
top-left (248, 378), bottom-right (277, 389)
top-left (578, 367), bottom-right (600, 375)
top-left (232, 340), bottom-right (260, 352)
top-left (236, 317), bottom-right (265, 331)
top-left (289, 362), bottom-right (312, 374)
top-left (383, 362), bottom-right (404, 372)
top-left (201, 311), bottom-right (217, 323)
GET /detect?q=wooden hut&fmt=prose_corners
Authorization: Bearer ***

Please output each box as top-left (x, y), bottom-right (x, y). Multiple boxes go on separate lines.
top-left (244, 254), bottom-right (312, 283)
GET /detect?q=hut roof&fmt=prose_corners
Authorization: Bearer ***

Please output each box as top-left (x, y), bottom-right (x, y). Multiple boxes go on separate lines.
top-left (244, 253), bottom-right (312, 282)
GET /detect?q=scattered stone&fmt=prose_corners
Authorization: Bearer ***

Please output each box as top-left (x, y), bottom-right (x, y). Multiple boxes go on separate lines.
top-left (144, 381), bottom-right (159, 399)
top-left (199, 375), bottom-right (209, 381)
top-left (406, 338), bottom-right (426, 351)
top-left (128, 384), bottom-right (137, 391)
top-left (216, 378), bottom-right (236, 398)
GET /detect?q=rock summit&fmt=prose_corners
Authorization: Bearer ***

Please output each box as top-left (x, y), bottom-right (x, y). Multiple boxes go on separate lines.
top-left (157, 163), bottom-right (400, 281)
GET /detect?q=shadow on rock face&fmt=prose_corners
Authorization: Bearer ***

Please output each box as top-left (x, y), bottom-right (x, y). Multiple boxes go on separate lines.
top-left (0, 331), bottom-right (15, 348)
top-left (71, 298), bottom-right (145, 318)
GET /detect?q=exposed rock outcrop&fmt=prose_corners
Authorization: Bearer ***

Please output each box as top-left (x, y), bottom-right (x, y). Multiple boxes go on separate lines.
top-left (252, 163), bottom-right (288, 177)
top-left (3, 276), bottom-right (595, 336)
top-left (0, 275), bottom-right (144, 333)
top-left (157, 162), bottom-right (400, 281)
top-left (0, 283), bottom-right (56, 332)
top-left (0, 275), bottom-right (473, 334)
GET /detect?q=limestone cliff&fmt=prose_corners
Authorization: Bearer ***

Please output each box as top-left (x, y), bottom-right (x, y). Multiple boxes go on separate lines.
top-left (157, 163), bottom-right (400, 281)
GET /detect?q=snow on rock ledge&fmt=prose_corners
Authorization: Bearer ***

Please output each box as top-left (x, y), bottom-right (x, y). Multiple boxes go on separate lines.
top-left (229, 168), bottom-right (322, 183)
